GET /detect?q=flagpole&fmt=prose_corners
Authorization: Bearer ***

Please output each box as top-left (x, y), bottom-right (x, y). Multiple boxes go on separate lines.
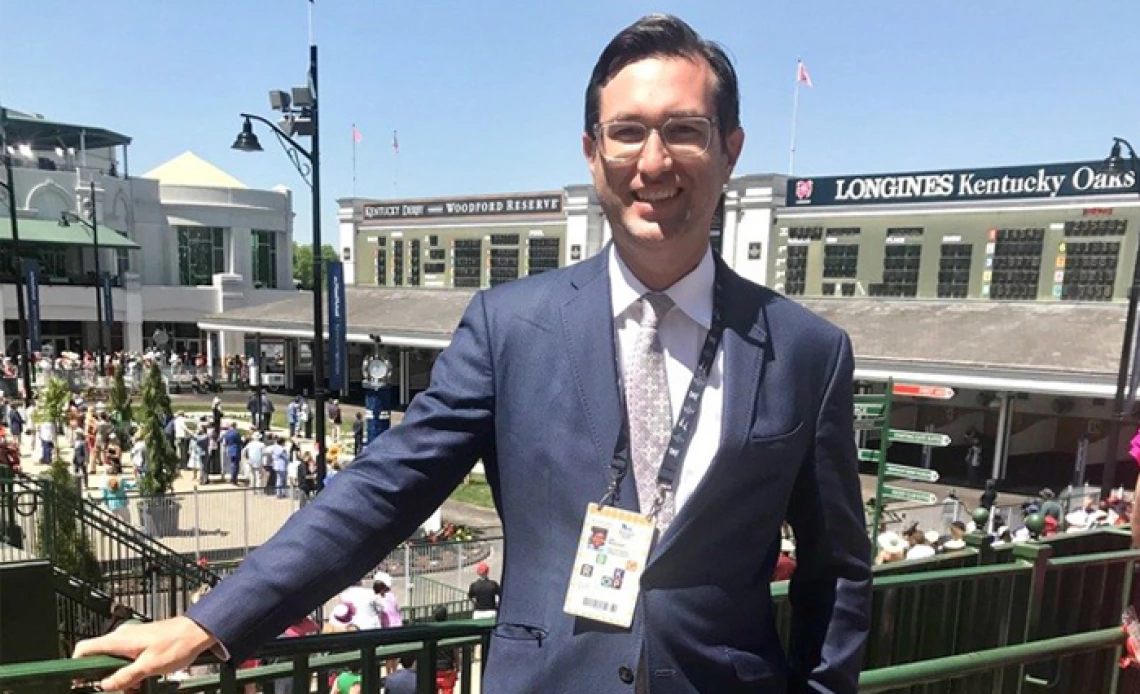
top-left (789, 60), bottom-right (801, 176)
top-left (351, 123), bottom-right (357, 197)
top-left (392, 130), bottom-right (399, 196)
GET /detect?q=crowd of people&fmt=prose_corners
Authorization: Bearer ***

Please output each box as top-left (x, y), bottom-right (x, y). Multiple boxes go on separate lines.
top-left (872, 487), bottom-right (1135, 565)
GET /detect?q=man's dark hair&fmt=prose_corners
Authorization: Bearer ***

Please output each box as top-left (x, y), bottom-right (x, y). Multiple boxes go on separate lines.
top-left (585, 14), bottom-right (740, 140)
top-left (433, 605), bottom-right (449, 623)
top-left (950, 520), bottom-right (966, 532)
top-left (399, 653), bottom-right (417, 669)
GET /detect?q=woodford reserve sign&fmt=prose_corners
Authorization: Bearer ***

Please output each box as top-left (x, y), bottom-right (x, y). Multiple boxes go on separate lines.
top-left (363, 193), bottom-right (563, 221)
top-left (788, 161), bottom-right (1138, 207)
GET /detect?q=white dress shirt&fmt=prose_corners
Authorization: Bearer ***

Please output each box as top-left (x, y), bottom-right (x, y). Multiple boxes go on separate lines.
top-left (609, 245), bottom-right (724, 513)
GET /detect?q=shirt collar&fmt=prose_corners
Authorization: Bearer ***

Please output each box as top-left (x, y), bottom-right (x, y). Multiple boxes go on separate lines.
top-left (609, 244), bottom-right (715, 330)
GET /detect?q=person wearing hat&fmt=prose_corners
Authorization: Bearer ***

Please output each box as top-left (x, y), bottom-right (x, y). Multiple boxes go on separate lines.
top-left (371, 573), bottom-right (402, 674)
top-left (468, 561), bottom-right (500, 620)
top-left (74, 17), bottom-right (872, 693)
top-left (877, 532), bottom-right (908, 565)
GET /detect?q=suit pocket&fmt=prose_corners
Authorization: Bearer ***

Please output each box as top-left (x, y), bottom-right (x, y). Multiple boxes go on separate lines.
top-left (725, 647), bottom-right (784, 686)
top-left (748, 420), bottom-right (804, 445)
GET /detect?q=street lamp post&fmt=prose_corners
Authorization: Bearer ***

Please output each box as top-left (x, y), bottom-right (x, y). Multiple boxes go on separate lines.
top-left (232, 44), bottom-right (327, 486)
top-left (1099, 137), bottom-right (1140, 497)
top-left (0, 107), bottom-right (35, 405)
top-left (60, 181), bottom-right (106, 375)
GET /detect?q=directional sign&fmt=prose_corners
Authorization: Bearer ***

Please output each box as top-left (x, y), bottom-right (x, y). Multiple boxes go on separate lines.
top-left (892, 383), bottom-right (956, 400)
top-left (854, 418), bottom-right (883, 432)
top-left (889, 429), bottom-right (952, 447)
top-left (853, 403), bottom-right (885, 418)
top-left (881, 485), bottom-right (938, 505)
top-left (857, 449), bottom-right (882, 463)
top-left (885, 463), bottom-right (940, 483)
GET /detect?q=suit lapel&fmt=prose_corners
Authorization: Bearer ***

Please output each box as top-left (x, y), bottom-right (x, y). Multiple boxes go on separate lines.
top-left (650, 258), bottom-right (770, 561)
top-left (559, 249), bottom-right (639, 512)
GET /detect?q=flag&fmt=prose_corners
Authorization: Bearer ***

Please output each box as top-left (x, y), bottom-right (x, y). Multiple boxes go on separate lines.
top-left (352, 125), bottom-right (362, 143)
top-left (796, 60), bottom-right (813, 88)
top-left (392, 130), bottom-right (399, 154)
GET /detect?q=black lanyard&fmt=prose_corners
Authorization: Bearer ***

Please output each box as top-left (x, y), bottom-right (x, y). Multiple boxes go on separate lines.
top-left (603, 271), bottom-right (725, 514)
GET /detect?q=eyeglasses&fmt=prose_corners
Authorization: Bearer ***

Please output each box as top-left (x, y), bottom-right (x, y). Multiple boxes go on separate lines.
top-left (593, 116), bottom-right (718, 163)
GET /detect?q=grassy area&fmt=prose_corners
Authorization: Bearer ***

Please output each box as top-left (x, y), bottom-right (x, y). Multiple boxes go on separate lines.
top-left (449, 476), bottom-right (495, 509)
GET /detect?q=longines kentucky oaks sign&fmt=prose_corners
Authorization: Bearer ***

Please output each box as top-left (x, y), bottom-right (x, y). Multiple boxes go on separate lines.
top-left (363, 193), bottom-right (563, 221)
top-left (788, 161), bottom-right (1138, 207)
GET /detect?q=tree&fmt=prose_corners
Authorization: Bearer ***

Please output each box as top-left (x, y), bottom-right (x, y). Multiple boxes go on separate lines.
top-left (293, 243), bottom-right (340, 290)
top-left (109, 364), bottom-right (132, 445)
top-left (138, 363), bottom-right (177, 497)
top-left (35, 378), bottom-right (101, 584)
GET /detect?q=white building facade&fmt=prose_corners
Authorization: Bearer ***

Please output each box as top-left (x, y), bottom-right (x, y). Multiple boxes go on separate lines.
top-left (0, 109), bottom-right (298, 366)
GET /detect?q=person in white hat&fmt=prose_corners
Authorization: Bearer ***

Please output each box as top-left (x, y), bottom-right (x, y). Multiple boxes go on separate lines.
top-left (876, 532), bottom-right (907, 564)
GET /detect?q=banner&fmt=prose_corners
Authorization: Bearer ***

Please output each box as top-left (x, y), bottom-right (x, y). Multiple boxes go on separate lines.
top-left (326, 260), bottom-right (348, 393)
top-left (101, 273), bottom-right (114, 328)
top-left (23, 259), bottom-right (41, 353)
top-left (788, 160), bottom-right (1139, 208)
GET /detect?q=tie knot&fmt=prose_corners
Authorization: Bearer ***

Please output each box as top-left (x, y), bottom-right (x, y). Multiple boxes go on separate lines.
top-left (638, 293), bottom-right (674, 329)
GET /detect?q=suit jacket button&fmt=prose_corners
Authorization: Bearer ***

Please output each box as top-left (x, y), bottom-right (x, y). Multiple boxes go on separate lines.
top-left (618, 665), bottom-right (635, 684)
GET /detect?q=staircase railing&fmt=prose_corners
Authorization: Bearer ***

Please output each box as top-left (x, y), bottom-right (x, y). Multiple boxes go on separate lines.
top-left (0, 470), bottom-right (219, 622)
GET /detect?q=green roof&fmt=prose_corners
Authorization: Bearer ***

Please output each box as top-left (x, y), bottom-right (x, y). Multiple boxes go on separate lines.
top-left (1, 109), bottom-right (131, 150)
top-left (0, 218), bottom-right (139, 249)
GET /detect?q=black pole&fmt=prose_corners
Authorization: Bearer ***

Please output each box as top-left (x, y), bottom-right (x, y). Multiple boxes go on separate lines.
top-left (89, 181), bottom-right (105, 375)
top-left (255, 332), bottom-right (263, 432)
top-left (1101, 150), bottom-right (1140, 498)
top-left (0, 108), bottom-right (34, 405)
top-left (310, 43), bottom-right (327, 488)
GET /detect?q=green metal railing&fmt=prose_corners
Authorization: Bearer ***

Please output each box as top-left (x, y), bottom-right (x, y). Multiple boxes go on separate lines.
top-left (0, 619), bottom-right (494, 694)
top-left (0, 471), bottom-right (219, 627)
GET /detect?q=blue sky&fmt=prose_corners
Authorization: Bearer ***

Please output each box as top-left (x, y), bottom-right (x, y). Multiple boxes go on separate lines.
top-left (1, 1), bottom-right (1135, 243)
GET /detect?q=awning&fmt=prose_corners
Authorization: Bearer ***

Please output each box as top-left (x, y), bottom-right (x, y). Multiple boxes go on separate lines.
top-left (0, 218), bottom-right (139, 249)
top-left (2, 110), bottom-right (132, 150)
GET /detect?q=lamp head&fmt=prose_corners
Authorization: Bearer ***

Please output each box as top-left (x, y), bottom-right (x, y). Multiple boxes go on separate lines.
top-left (231, 118), bottom-right (263, 153)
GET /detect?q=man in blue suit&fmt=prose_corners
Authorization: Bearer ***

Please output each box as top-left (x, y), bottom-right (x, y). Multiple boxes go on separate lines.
top-left (76, 14), bottom-right (871, 693)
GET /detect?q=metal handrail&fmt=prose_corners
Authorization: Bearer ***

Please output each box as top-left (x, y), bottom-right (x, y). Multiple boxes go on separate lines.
top-left (858, 627), bottom-right (1125, 693)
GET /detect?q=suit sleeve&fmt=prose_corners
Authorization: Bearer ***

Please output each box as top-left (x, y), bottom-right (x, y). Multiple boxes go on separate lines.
top-left (186, 292), bottom-right (496, 661)
top-left (784, 331), bottom-right (872, 694)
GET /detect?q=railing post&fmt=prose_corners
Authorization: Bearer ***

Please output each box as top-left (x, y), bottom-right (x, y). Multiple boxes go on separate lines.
top-left (419, 638), bottom-right (439, 694)
top-left (360, 646), bottom-right (378, 694)
top-left (460, 644), bottom-right (472, 693)
top-left (193, 484), bottom-right (201, 562)
top-left (404, 544), bottom-right (412, 606)
top-left (455, 540), bottom-right (464, 599)
top-left (242, 486), bottom-right (250, 558)
top-left (1013, 542), bottom-right (1053, 692)
top-left (41, 479), bottom-right (56, 562)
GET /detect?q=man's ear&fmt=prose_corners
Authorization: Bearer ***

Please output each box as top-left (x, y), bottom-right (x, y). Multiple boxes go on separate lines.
top-left (582, 132), bottom-right (597, 162)
top-left (723, 127), bottom-right (745, 176)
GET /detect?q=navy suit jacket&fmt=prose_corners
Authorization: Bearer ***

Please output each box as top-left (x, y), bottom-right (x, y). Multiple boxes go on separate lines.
top-left (187, 248), bottom-right (872, 693)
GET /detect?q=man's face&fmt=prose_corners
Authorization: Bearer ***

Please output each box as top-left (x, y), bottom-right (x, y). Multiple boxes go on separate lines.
top-left (583, 56), bottom-right (743, 256)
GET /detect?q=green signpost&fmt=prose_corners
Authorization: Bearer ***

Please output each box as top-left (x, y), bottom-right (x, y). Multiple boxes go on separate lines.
top-left (881, 484), bottom-right (938, 505)
top-left (888, 429), bottom-right (952, 447)
top-left (855, 381), bottom-right (953, 550)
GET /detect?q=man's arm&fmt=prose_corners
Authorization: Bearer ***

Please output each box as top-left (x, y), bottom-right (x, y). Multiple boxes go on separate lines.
top-left (74, 292), bottom-right (498, 691)
top-left (784, 331), bottom-right (872, 694)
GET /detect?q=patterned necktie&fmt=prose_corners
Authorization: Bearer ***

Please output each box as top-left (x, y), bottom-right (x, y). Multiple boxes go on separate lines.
top-left (624, 292), bottom-right (676, 530)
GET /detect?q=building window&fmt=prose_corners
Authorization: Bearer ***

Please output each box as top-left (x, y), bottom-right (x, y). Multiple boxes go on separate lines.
top-left (453, 239), bottom-right (482, 288)
top-left (375, 248), bottom-right (387, 285)
top-left (870, 245), bottom-right (920, 297)
top-left (822, 244), bottom-right (859, 279)
top-left (990, 228), bottom-right (1043, 300)
top-left (784, 246), bottom-right (808, 296)
top-left (409, 239), bottom-right (421, 286)
top-left (393, 240), bottom-right (405, 286)
top-left (115, 248), bottom-right (130, 277)
top-left (937, 244), bottom-right (972, 299)
top-left (251, 230), bottom-right (278, 289)
top-left (177, 226), bottom-right (225, 286)
top-left (527, 238), bottom-right (560, 276)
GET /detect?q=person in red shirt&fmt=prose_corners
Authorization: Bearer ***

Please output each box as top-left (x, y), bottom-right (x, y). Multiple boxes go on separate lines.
top-left (772, 538), bottom-right (796, 582)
